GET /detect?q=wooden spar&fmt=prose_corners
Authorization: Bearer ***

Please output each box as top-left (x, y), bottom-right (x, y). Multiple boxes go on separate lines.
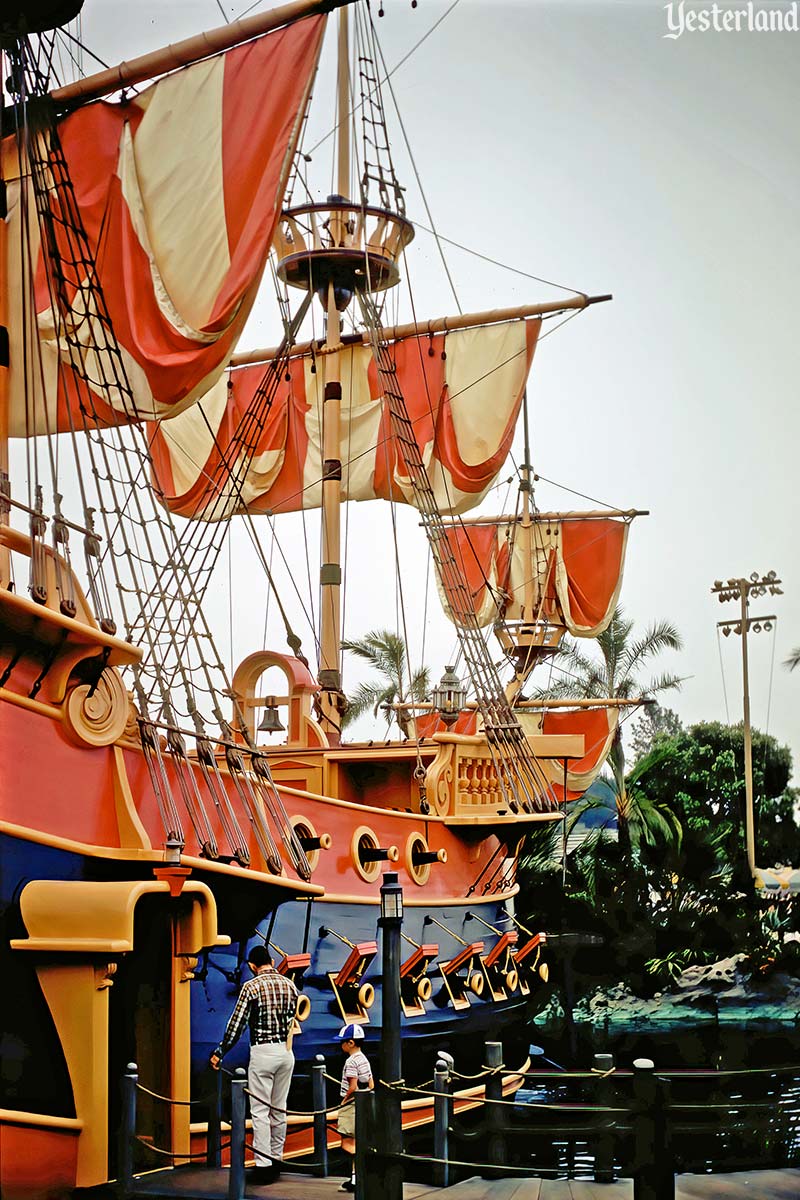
top-left (49, 0), bottom-right (354, 106)
top-left (389, 697), bottom-right (652, 712)
top-left (442, 509), bottom-right (649, 526)
top-left (230, 295), bottom-right (613, 368)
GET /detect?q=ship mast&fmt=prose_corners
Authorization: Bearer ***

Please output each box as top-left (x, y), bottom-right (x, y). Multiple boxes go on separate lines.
top-left (274, 8), bottom-right (414, 741)
top-left (317, 8), bottom-right (351, 737)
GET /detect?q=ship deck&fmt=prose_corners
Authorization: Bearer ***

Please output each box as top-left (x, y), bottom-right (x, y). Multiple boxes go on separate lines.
top-left (118, 1166), bottom-right (800, 1199)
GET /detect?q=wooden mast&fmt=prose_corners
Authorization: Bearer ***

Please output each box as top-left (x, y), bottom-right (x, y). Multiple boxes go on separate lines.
top-left (316, 6), bottom-right (351, 741)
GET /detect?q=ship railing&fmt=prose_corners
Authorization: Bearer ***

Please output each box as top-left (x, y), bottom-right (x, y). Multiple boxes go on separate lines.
top-left (424, 732), bottom-right (555, 819)
top-left (273, 200), bottom-right (414, 292)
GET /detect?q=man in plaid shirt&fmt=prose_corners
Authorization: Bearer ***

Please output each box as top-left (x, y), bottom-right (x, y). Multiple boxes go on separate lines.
top-left (210, 944), bottom-right (298, 1185)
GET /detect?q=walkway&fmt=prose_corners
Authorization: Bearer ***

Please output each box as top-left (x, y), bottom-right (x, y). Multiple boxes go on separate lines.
top-left (125, 1166), bottom-right (800, 1199)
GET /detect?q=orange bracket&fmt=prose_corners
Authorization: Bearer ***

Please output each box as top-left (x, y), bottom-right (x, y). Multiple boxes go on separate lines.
top-left (277, 952), bottom-right (311, 984)
top-left (400, 943), bottom-right (439, 1018)
top-left (277, 953), bottom-right (312, 1034)
top-left (440, 941), bottom-right (485, 1012)
top-left (329, 940), bottom-right (378, 1025)
top-left (513, 932), bottom-right (546, 996)
top-left (334, 941), bottom-right (377, 988)
top-left (483, 930), bottom-right (518, 969)
top-left (482, 931), bottom-right (519, 1001)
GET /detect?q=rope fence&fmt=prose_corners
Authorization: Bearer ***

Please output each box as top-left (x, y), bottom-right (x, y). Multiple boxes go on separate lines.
top-left (115, 1045), bottom-right (800, 1200)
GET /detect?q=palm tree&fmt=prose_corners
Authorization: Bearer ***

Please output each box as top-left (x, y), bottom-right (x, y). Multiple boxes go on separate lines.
top-left (341, 629), bottom-right (430, 738)
top-left (532, 608), bottom-right (685, 867)
top-left (785, 647), bottom-right (800, 671)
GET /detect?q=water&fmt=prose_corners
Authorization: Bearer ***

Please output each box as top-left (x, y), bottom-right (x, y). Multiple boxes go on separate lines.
top-left (509, 1024), bottom-right (800, 1178)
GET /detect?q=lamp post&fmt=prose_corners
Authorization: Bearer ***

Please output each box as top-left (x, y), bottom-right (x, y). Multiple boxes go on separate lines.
top-left (379, 870), bottom-right (404, 1200)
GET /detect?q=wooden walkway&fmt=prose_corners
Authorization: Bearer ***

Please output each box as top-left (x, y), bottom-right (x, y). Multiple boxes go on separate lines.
top-left (126, 1167), bottom-right (800, 1199)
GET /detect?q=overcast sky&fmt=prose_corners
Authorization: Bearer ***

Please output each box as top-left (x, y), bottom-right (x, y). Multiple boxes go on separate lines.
top-left (72, 1), bottom-right (800, 778)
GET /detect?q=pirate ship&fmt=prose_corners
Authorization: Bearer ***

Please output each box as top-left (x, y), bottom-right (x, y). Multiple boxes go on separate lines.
top-left (0, 1), bottom-right (639, 1194)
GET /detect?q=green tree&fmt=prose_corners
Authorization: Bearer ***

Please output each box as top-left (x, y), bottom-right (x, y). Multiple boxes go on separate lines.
top-left (786, 647), bottom-right (800, 671)
top-left (629, 704), bottom-right (684, 762)
top-left (635, 722), bottom-right (799, 974)
top-left (635, 720), bottom-right (797, 872)
top-left (341, 629), bottom-right (430, 738)
top-left (533, 608), bottom-right (684, 868)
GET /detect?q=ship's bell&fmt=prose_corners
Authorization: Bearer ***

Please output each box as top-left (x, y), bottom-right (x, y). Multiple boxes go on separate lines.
top-left (258, 697), bottom-right (285, 734)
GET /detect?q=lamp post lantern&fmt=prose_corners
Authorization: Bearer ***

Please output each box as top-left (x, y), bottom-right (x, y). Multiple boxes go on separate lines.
top-left (432, 664), bottom-right (466, 727)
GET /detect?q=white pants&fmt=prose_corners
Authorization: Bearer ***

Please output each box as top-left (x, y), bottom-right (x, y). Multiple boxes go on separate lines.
top-left (248, 1042), bottom-right (294, 1167)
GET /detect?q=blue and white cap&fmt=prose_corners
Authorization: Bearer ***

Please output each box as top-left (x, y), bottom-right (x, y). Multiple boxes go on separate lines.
top-left (337, 1023), bottom-right (366, 1041)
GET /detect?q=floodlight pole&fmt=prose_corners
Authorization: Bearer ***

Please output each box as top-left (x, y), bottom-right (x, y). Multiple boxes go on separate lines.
top-left (739, 585), bottom-right (755, 876)
top-left (712, 571), bottom-right (783, 877)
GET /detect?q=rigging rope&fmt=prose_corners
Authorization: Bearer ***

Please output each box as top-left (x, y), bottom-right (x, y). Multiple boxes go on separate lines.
top-left (357, 289), bottom-right (559, 815)
top-left (13, 51), bottom-right (310, 879)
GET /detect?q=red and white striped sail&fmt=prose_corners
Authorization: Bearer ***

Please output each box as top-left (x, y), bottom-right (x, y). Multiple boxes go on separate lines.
top-left (1, 15), bottom-right (325, 437)
top-left (149, 318), bottom-right (541, 519)
top-left (435, 516), bottom-right (629, 637)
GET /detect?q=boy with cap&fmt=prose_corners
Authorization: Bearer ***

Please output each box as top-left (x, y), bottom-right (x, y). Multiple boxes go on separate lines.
top-left (336, 1023), bottom-right (373, 1192)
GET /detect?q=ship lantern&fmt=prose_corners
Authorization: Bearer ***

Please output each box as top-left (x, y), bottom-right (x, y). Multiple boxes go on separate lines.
top-left (258, 696), bottom-right (285, 734)
top-left (380, 870), bottom-right (404, 922)
top-left (432, 665), bottom-right (466, 727)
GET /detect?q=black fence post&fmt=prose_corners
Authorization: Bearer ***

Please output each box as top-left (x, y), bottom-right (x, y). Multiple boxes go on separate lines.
top-left (312, 1054), bottom-right (329, 1178)
top-left (593, 1052), bottom-right (615, 1183)
top-left (433, 1058), bottom-right (451, 1188)
top-left (355, 1078), bottom-right (377, 1200)
top-left (484, 1040), bottom-right (506, 1169)
top-left (633, 1058), bottom-right (657, 1200)
top-left (118, 1062), bottom-right (137, 1196)
top-left (632, 1058), bottom-right (674, 1200)
top-left (655, 1072), bottom-right (674, 1200)
top-left (207, 1063), bottom-right (223, 1168)
top-left (228, 1067), bottom-right (247, 1200)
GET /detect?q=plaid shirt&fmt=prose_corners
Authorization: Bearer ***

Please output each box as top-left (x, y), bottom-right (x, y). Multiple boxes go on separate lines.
top-left (216, 967), bottom-right (299, 1057)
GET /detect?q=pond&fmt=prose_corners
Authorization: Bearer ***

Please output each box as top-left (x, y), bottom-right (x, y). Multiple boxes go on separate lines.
top-left (509, 1023), bottom-right (800, 1178)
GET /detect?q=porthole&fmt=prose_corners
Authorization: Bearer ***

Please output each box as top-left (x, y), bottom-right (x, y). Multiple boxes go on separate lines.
top-left (405, 832), bottom-right (431, 886)
top-left (291, 816), bottom-right (326, 873)
top-left (351, 825), bottom-right (381, 883)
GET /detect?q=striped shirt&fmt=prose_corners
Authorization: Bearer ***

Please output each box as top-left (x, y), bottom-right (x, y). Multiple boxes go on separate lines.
top-left (340, 1049), bottom-right (372, 1098)
top-left (216, 968), bottom-right (299, 1057)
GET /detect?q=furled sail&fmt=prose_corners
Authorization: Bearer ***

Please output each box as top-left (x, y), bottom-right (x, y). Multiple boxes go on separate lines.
top-left (149, 318), bottom-right (541, 520)
top-left (435, 516), bottom-right (629, 637)
top-left (1, 15), bottom-right (325, 437)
